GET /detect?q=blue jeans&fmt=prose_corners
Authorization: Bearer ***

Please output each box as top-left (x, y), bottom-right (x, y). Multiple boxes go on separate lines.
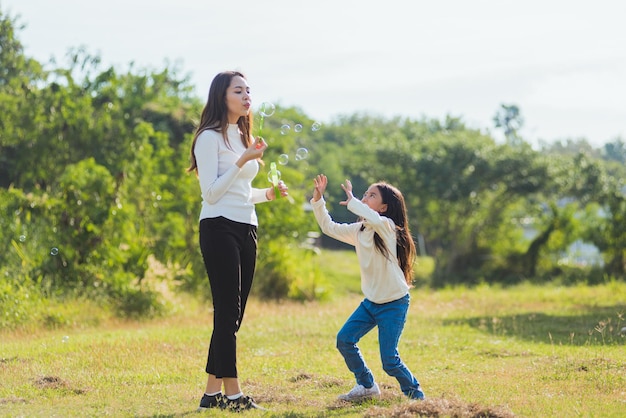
top-left (336, 294), bottom-right (424, 399)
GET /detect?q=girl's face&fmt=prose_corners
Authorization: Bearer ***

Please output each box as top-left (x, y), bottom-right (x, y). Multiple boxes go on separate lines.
top-left (226, 75), bottom-right (251, 124)
top-left (362, 185), bottom-right (387, 214)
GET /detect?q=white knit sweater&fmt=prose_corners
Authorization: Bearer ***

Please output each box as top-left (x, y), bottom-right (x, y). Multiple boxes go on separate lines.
top-left (194, 124), bottom-right (268, 225)
top-left (311, 196), bottom-right (410, 304)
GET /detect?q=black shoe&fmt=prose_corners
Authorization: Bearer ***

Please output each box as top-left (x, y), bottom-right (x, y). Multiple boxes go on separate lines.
top-left (223, 394), bottom-right (264, 411)
top-left (197, 393), bottom-right (225, 411)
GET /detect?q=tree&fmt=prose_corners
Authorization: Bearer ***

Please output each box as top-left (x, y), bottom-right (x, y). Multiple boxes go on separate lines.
top-left (603, 137), bottom-right (626, 164)
top-left (543, 137), bottom-right (600, 159)
top-left (0, 9), bottom-right (45, 187)
top-left (493, 104), bottom-right (524, 145)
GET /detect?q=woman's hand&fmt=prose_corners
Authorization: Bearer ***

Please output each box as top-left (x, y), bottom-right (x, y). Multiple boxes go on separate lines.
top-left (339, 179), bottom-right (354, 206)
top-left (266, 180), bottom-right (289, 200)
top-left (237, 137), bottom-right (267, 168)
top-left (312, 174), bottom-right (328, 202)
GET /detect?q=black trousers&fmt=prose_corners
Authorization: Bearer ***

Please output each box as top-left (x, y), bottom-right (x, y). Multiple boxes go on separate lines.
top-left (199, 216), bottom-right (257, 378)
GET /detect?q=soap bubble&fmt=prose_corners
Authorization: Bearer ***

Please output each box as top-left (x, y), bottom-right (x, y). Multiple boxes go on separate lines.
top-left (19, 235), bottom-right (26, 242)
top-left (278, 154), bottom-right (289, 165)
top-left (294, 124), bottom-right (303, 133)
top-left (280, 124), bottom-right (291, 135)
top-left (62, 336), bottom-right (69, 343)
top-left (267, 169), bottom-right (282, 183)
top-left (311, 122), bottom-right (322, 132)
top-left (50, 247), bottom-right (59, 256)
top-left (295, 148), bottom-right (309, 161)
top-left (258, 102), bottom-right (275, 117)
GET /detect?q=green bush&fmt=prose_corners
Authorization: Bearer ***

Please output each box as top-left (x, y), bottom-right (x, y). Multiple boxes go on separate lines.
top-left (254, 238), bottom-right (331, 301)
top-left (287, 248), bottom-right (332, 302)
top-left (0, 274), bottom-right (41, 330)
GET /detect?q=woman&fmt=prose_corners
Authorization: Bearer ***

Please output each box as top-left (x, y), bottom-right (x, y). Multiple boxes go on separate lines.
top-left (311, 174), bottom-right (425, 401)
top-left (188, 70), bottom-right (287, 411)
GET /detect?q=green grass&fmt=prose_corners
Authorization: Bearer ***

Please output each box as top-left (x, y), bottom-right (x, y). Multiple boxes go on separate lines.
top-left (1, 250), bottom-right (625, 417)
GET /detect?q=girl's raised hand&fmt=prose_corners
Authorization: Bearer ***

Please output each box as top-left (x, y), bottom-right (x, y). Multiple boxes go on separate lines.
top-left (312, 174), bottom-right (328, 202)
top-left (339, 179), bottom-right (354, 206)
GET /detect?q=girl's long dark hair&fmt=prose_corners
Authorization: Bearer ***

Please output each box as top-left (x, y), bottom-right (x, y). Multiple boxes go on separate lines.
top-left (187, 71), bottom-right (254, 174)
top-left (361, 182), bottom-right (417, 285)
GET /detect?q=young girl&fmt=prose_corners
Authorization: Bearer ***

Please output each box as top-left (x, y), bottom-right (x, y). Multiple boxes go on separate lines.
top-left (311, 174), bottom-right (425, 401)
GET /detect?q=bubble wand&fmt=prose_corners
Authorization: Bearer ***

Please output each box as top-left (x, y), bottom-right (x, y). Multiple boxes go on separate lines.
top-left (257, 102), bottom-right (274, 140)
top-left (256, 102), bottom-right (281, 200)
top-left (258, 111), bottom-right (265, 136)
top-left (269, 162), bottom-right (280, 200)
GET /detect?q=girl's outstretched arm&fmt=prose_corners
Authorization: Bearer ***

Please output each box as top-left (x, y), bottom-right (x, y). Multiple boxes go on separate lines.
top-left (339, 179), bottom-right (354, 206)
top-left (310, 175), bottom-right (360, 247)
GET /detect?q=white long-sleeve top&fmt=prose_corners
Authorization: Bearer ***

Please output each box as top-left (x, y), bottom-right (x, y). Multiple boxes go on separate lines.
top-left (194, 124), bottom-right (268, 225)
top-left (310, 196), bottom-right (410, 304)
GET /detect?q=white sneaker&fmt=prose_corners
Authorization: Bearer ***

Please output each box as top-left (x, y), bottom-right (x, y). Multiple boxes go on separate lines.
top-left (338, 382), bottom-right (381, 401)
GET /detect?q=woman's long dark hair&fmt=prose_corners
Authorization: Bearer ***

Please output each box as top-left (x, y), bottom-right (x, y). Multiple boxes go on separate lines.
top-left (187, 71), bottom-right (254, 174)
top-left (361, 182), bottom-right (417, 285)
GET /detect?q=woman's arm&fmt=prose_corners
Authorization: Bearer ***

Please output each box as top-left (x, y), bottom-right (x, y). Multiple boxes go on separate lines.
top-left (195, 131), bottom-right (241, 204)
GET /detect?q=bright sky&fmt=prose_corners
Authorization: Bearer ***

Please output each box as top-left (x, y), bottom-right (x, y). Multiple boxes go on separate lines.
top-left (3, 0), bottom-right (625, 147)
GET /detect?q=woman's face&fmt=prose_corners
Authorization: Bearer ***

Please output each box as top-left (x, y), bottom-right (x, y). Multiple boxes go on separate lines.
top-left (226, 75), bottom-right (251, 124)
top-left (362, 185), bottom-right (388, 214)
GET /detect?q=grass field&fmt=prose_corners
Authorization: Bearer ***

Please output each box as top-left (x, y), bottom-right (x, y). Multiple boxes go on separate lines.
top-left (1, 250), bottom-right (625, 417)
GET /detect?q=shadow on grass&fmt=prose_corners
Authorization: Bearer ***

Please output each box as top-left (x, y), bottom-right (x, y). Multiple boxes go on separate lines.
top-left (444, 304), bottom-right (626, 346)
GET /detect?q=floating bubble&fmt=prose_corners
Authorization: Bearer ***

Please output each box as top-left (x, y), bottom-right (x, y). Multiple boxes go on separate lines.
top-left (294, 124), bottom-right (303, 133)
top-left (311, 122), bottom-right (322, 132)
top-left (50, 247), bottom-right (59, 256)
top-left (258, 102), bottom-right (275, 117)
top-left (267, 169), bottom-right (282, 183)
top-left (280, 124), bottom-right (291, 135)
top-left (295, 148), bottom-right (309, 161)
top-left (278, 154), bottom-right (289, 165)
top-left (19, 235), bottom-right (26, 242)
top-left (62, 336), bottom-right (69, 343)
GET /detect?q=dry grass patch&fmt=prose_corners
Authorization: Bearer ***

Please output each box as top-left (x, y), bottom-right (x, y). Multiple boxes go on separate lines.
top-left (32, 375), bottom-right (88, 395)
top-left (0, 396), bottom-right (27, 405)
top-left (364, 396), bottom-right (516, 418)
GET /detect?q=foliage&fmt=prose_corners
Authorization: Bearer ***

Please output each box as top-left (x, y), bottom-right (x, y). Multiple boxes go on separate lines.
top-left (0, 274), bottom-right (42, 329)
top-left (493, 103), bottom-right (524, 145)
top-left (1, 6), bottom-right (625, 325)
top-left (254, 237), bottom-right (331, 301)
